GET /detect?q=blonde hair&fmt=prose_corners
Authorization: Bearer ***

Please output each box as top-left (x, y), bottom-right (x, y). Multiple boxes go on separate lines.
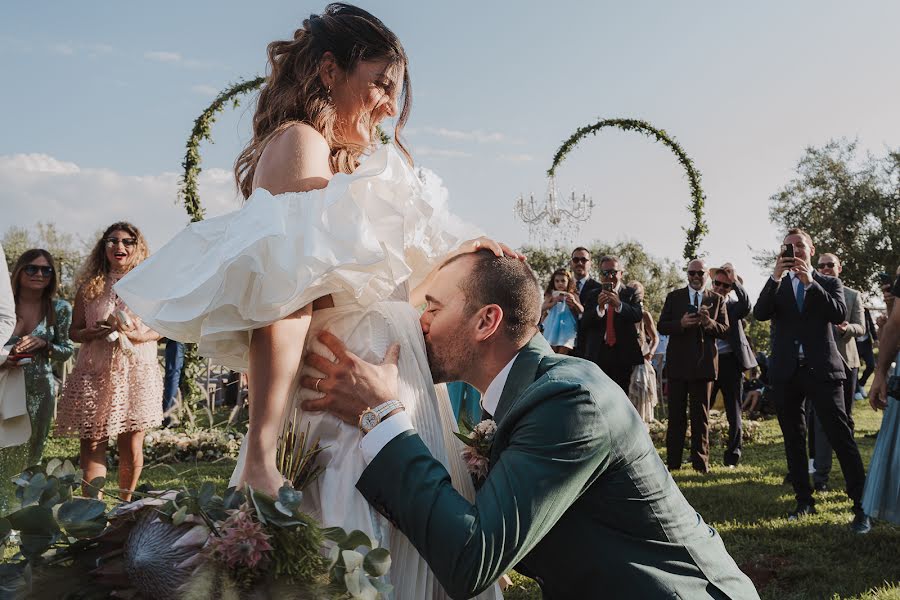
top-left (234, 3), bottom-right (412, 199)
top-left (76, 222), bottom-right (149, 302)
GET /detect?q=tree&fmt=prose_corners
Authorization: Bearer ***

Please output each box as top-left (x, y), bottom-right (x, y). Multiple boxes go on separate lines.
top-left (2, 222), bottom-right (86, 302)
top-left (765, 139), bottom-right (900, 295)
top-left (521, 240), bottom-right (683, 318)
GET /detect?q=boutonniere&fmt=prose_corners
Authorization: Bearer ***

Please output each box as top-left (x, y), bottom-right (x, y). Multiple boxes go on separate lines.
top-left (454, 419), bottom-right (497, 480)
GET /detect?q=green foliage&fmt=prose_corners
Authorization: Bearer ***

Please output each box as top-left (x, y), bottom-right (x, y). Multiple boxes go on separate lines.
top-left (745, 314), bottom-right (771, 357)
top-left (548, 118), bottom-right (708, 261)
top-left (765, 139), bottom-right (900, 295)
top-left (522, 240), bottom-right (683, 318)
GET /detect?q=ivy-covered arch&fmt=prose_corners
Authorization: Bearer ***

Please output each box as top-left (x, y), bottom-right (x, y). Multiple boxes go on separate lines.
top-left (548, 118), bottom-right (708, 261)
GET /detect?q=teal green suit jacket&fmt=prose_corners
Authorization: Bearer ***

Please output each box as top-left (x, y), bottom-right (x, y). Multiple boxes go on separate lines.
top-left (357, 335), bottom-right (759, 599)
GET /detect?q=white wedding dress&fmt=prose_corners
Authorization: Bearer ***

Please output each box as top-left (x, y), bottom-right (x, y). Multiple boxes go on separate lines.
top-left (115, 145), bottom-right (502, 600)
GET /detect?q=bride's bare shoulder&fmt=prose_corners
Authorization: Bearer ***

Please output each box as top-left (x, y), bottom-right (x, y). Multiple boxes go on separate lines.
top-left (253, 123), bottom-right (332, 194)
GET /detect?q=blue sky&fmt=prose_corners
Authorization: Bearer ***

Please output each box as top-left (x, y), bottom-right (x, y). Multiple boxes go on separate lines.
top-left (3, 1), bottom-right (900, 299)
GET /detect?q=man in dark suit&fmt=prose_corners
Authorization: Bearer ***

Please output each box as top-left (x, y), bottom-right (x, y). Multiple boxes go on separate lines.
top-left (570, 246), bottom-right (600, 359)
top-left (752, 228), bottom-right (870, 533)
top-left (658, 259), bottom-right (729, 473)
top-left (300, 251), bottom-right (759, 599)
top-left (580, 255), bottom-right (644, 392)
top-left (710, 263), bottom-right (758, 467)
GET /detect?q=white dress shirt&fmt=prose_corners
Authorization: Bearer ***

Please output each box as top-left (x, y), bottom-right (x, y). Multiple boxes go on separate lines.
top-left (360, 354), bottom-right (519, 463)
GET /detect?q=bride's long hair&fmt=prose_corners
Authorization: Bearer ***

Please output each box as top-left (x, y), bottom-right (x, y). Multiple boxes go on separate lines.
top-left (235, 3), bottom-right (412, 199)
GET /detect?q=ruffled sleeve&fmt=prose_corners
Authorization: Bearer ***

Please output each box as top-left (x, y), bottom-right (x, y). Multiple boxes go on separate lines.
top-left (114, 145), bottom-right (478, 370)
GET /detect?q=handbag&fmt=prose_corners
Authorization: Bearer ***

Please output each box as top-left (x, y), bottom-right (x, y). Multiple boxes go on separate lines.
top-left (0, 361), bottom-right (30, 448)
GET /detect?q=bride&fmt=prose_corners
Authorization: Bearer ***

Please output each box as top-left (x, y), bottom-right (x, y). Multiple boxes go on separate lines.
top-left (116, 4), bottom-right (507, 598)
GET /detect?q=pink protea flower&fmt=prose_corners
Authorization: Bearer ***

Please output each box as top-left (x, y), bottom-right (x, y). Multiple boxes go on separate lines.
top-left (205, 507), bottom-right (273, 570)
top-left (461, 446), bottom-right (490, 480)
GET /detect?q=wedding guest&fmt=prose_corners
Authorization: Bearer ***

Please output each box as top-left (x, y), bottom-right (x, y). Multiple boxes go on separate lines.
top-left (570, 247), bottom-right (598, 357)
top-left (862, 270), bottom-right (900, 523)
top-left (627, 281), bottom-right (658, 422)
top-left (540, 268), bottom-right (581, 354)
top-left (809, 253), bottom-right (865, 491)
top-left (581, 256), bottom-right (644, 392)
top-left (753, 228), bottom-right (869, 532)
top-left (5, 250), bottom-right (74, 464)
top-left (56, 223), bottom-right (163, 500)
top-left (162, 338), bottom-right (185, 427)
top-left (0, 244), bottom-right (22, 513)
top-left (658, 259), bottom-right (729, 473)
top-left (709, 263), bottom-right (757, 467)
top-left (855, 307), bottom-right (878, 400)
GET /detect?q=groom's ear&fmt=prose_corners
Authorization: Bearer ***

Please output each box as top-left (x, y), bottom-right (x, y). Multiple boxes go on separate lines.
top-left (473, 304), bottom-right (504, 342)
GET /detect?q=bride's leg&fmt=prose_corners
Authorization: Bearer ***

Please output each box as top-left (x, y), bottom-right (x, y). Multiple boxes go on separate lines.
top-left (241, 304), bottom-right (313, 495)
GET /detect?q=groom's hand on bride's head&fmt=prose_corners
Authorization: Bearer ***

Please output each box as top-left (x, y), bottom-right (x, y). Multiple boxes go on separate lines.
top-left (299, 331), bottom-right (401, 425)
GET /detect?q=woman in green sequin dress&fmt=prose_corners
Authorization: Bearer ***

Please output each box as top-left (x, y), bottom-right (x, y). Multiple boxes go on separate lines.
top-left (0, 249), bottom-right (73, 513)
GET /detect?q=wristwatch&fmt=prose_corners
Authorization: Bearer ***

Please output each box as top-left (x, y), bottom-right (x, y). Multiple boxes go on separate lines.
top-left (358, 399), bottom-right (405, 434)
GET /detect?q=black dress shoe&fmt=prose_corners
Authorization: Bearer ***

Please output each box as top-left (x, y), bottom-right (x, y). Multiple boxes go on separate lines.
top-left (850, 512), bottom-right (872, 534)
top-left (814, 481), bottom-right (828, 493)
top-left (788, 503), bottom-right (817, 521)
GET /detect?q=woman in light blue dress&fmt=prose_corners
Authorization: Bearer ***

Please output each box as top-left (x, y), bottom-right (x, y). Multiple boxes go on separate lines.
top-left (540, 268), bottom-right (581, 354)
top-left (861, 277), bottom-right (900, 523)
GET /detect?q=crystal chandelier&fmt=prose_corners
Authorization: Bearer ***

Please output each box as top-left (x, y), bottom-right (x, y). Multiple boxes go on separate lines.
top-left (514, 176), bottom-right (593, 247)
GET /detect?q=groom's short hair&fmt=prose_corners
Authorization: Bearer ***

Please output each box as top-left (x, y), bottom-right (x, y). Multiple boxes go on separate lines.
top-left (441, 250), bottom-right (542, 343)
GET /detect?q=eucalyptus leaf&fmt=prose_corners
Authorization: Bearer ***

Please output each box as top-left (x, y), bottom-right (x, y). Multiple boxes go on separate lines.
top-left (198, 481), bottom-right (216, 507)
top-left (45, 458), bottom-right (62, 477)
top-left (222, 487), bottom-right (245, 510)
top-left (323, 526), bottom-right (347, 544)
top-left (172, 505), bottom-right (189, 526)
top-left (341, 529), bottom-right (373, 551)
top-left (58, 459), bottom-right (77, 477)
top-left (21, 473), bottom-right (48, 507)
top-left (274, 501), bottom-right (294, 517)
top-left (6, 505), bottom-right (58, 535)
top-left (327, 544), bottom-right (340, 569)
top-left (363, 547), bottom-right (392, 577)
top-left (58, 498), bottom-right (107, 525)
top-left (277, 483), bottom-right (303, 509)
top-left (84, 477), bottom-right (106, 499)
top-left (453, 431), bottom-right (476, 447)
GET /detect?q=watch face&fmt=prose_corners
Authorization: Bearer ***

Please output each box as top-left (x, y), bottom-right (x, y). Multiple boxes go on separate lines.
top-left (360, 411), bottom-right (379, 432)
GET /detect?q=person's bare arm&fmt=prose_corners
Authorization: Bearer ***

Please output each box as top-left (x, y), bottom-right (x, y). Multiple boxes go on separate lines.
top-left (870, 301), bottom-right (900, 410)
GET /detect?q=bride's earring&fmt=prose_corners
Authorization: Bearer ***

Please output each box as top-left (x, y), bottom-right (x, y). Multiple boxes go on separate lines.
top-left (326, 85), bottom-right (332, 103)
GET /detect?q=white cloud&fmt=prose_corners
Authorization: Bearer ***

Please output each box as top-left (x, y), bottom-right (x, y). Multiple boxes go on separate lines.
top-left (0, 154), bottom-right (241, 253)
top-left (421, 127), bottom-right (505, 144)
top-left (499, 153), bottom-right (535, 162)
top-left (414, 146), bottom-right (473, 159)
top-left (191, 84), bottom-right (220, 97)
top-left (144, 50), bottom-right (182, 63)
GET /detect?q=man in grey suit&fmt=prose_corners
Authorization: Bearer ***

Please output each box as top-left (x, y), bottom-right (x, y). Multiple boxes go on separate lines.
top-left (809, 253), bottom-right (865, 491)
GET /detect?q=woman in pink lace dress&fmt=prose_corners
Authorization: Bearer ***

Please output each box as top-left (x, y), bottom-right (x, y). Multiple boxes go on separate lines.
top-left (57, 222), bottom-right (162, 500)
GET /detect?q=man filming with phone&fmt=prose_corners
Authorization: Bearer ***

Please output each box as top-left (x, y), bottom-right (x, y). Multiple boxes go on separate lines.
top-left (658, 258), bottom-right (729, 473)
top-left (753, 228), bottom-right (870, 533)
top-left (580, 256), bottom-right (644, 393)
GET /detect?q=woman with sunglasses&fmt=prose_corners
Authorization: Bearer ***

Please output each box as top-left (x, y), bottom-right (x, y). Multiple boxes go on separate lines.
top-left (57, 222), bottom-right (162, 500)
top-left (0, 249), bottom-right (74, 512)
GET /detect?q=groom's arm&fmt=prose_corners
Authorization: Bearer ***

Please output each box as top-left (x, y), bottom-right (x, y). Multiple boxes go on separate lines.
top-left (357, 381), bottom-right (608, 599)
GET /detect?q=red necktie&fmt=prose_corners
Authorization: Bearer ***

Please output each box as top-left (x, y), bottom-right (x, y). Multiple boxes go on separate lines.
top-left (605, 302), bottom-right (617, 346)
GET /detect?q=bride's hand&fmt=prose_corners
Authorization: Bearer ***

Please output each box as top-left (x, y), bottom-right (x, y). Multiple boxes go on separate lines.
top-left (453, 237), bottom-right (526, 261)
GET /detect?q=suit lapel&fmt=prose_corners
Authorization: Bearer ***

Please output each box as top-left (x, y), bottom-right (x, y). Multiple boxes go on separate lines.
top-left (492, 334), bottom-right (551, 425)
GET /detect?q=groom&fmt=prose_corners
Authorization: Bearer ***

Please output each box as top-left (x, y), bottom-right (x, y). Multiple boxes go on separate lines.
top-left (300, 251), bottom-right (758, 599)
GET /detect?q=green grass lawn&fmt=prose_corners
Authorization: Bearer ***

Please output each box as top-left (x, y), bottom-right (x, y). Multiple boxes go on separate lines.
top-left (15, 402), bottom-right (900, 599)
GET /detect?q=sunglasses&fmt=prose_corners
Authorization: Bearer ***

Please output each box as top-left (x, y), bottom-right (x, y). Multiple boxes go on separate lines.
top-left (817, 262), bottom-right (836, 270)
top-left (23, 265), bottom-right (54, 277)
top-left (105, 237), bottom-right (137, 248)
top-left (571, 257), bottom-right (590, 264)
top-left (712, 280), bottom-right (733, 290)
top-left (600, 269), bottom-right (619, 277)
top-left (687, 270), bottom-right (706, 277)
